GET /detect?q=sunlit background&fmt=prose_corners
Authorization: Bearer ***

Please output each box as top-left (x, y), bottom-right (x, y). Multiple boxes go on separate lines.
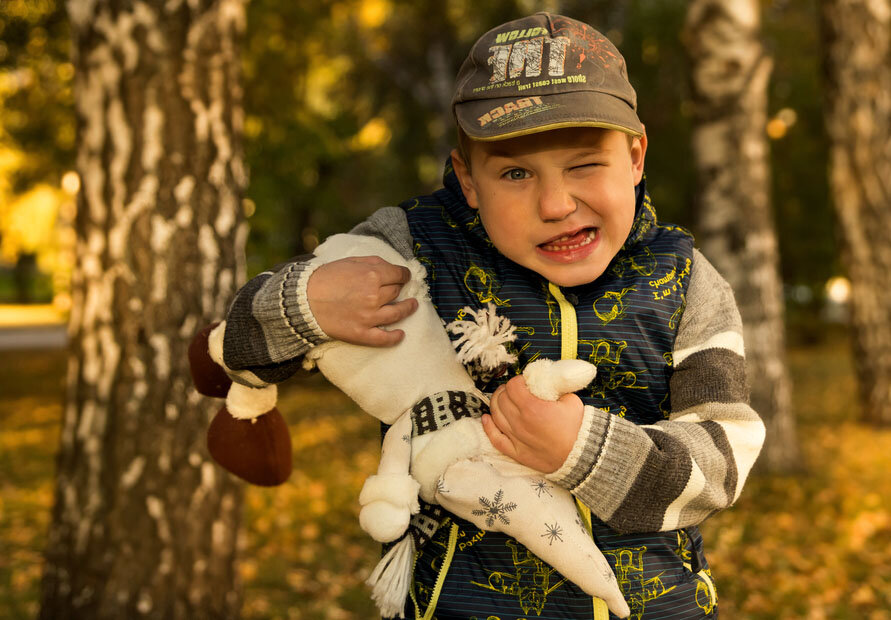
top-left (3, 1), bottom-right (888, 619)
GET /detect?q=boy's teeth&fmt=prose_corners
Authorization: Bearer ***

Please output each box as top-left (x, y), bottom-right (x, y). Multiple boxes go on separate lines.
top-left (541, 229), bottom-right (595, 251)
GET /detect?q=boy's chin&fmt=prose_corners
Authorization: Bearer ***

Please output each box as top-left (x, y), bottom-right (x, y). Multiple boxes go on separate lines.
top-left (534, 263), bottom-right (607, 288)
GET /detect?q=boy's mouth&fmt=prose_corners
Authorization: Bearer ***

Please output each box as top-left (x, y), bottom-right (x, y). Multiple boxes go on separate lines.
top-left (538, 227), bottom-right (597, 252)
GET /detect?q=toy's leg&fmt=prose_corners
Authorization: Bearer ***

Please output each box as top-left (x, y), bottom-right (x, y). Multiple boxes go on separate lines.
top-left (435, 458), bottom-right (630, 618)
top-left (359, 412), bottom-right (420, 543)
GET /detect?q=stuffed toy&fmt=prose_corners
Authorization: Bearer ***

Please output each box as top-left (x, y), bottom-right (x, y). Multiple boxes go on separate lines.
top-left (189, 233), bottom-right (630, 619)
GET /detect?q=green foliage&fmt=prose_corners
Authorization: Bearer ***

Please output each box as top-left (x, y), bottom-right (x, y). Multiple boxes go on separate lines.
top-left (0, 0), bottom-right (73, 192)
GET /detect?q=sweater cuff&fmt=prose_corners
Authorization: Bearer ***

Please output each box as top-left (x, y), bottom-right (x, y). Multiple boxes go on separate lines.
top-left (281, 258), bottom-right (330, 345)
top-left (546, 405), bottom-right (611, 488)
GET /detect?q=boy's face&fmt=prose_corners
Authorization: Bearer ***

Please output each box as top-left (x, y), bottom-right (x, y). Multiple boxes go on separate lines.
top-left (451, 127), bottom-right (646, 288)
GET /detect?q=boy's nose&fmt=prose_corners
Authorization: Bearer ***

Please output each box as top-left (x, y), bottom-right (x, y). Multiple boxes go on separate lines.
top-left (538, 181), bottom-right (577, 222)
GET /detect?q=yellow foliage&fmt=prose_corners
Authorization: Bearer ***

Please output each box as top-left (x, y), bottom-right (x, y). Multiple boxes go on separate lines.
top-left (0, 183), bottom-right (62, 261)
top-left (5, 340), bottom-right (891, 617)
top-left (303, 53), bottom-right (352, 119)
top-left (351, 117), bottom-right (392, 150)
top-left (358, 0), bottom-right (392, 29)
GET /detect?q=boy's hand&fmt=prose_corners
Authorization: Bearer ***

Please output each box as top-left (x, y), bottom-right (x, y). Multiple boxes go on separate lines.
top-left (307, 257), bottom-right (418, 347)
top-left (482, 375), bottom-right (584, 473)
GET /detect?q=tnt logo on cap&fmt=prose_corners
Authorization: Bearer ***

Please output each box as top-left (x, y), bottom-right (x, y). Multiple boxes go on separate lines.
top-left (452, 13), bottom-right (643, 141)
top-left (487, 33), bottom-right (571, 83)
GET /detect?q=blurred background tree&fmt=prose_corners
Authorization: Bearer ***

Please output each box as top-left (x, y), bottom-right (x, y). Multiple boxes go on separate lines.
top-left (40, 0), bottom-right (248, 616)
top-left (684, 0), bottom-right (799, 472)
top-left (820, 0), bottom-right (891, 426)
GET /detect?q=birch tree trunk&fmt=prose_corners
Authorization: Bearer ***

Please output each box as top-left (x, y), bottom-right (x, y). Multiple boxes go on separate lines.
top-left (683, 0), bottom-right (800, 471)
top-left (41, 1), bottom-right (249, 617)
top-left (820, 0), bottom-right (891, 426)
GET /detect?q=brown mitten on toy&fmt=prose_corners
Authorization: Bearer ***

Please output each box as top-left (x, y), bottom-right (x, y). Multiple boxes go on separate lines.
top-left (189, 322), bottom-right (293, 486)
top-left (206, 402), bottom-right (292, 487)
top-left (189, 322), bottom-right (233, 398)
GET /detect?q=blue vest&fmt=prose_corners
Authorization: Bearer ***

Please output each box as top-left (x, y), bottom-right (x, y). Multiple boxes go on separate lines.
top-left (398, 162), bottom-right (716, 619)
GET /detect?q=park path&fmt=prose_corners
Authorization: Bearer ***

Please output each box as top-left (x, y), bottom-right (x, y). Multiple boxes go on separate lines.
top-left (0, 325), bottom-right (67, 350)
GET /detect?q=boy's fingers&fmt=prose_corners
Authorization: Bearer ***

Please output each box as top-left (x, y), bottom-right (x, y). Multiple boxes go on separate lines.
top-left (482, 414), bottom-right (517, 459)
top-left (489, 387), bottom-right (517, 435)
top-left (376, 298), bottom-right (418, 326)
top-left (377, 264), bottom-right (412, 286)
top-left (361, 327), bottom-right (406, 348)
top-left (378, 283), bottom-right (406, 304)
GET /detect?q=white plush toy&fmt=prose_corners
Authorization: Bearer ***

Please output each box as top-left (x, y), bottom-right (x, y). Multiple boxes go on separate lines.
top-left (303, 234), bottom-right (630, 619)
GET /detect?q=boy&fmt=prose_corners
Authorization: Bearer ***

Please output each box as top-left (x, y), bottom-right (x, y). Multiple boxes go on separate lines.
top-left (221, 13), bottom-right (765, 619)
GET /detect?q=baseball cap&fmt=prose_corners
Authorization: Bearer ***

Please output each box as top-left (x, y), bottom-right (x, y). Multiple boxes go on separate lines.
top-left (452, 13), bottom-right (643, 141)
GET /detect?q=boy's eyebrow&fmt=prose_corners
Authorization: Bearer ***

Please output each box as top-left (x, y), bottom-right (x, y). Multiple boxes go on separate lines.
top-left (566, 147), bottom-right (611, 162)
top-left (482, 145), bottom-right (611, 162)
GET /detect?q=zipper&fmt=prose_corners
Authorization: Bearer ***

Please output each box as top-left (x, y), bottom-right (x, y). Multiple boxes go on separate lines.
top-left (548, 282), bottom-right (609, 620)
top-left (411, 522), bottom-right (459, 620)
top-left (547, 282), bottom-right (578, 360)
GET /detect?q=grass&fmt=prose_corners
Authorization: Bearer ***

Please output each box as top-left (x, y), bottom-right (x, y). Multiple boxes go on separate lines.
top-left (1, 333), bottom-right (890, 618)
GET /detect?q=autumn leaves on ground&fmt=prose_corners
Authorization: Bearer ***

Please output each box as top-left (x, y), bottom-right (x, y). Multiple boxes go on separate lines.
top-left (2, 335), bottom-right (890, 619)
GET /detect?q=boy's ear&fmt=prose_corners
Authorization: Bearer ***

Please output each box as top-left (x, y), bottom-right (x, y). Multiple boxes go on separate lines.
top-left (631, 127), bottom-right (647, 186)
top-left (450, 149), bottom-right (479, 209)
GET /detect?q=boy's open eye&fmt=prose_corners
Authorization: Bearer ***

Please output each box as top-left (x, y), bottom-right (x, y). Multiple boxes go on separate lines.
top-left (504, 168), bottom-right (529, 180)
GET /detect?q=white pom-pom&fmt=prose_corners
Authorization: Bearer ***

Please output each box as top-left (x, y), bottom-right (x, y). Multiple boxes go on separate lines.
top-left (446, 303), bottom-right (517, 371)
top-left (523, 358), bottom-right (597, 401)
top-left (225, 382), bottom-right (278, 420)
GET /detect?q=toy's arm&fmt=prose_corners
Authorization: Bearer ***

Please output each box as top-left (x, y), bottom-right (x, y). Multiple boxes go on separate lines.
top-left (358, 411), bottom-right (420, 543)
top-left (220, 207), bottom-right (415, 387)
top-left (547, 251), bottom-right (766, 534)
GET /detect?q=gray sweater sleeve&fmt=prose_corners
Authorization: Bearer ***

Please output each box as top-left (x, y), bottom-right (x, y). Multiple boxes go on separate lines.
top-left (547, 249), bottom-right (766, 534)
top-left (221, 207), bottom-right (413, 386)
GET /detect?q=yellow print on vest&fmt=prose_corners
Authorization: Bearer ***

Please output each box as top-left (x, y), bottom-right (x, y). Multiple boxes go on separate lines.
top-left (471, 540), bottom-right (566, 616)
top-left (650, 258), bottom-right (692, 303)
top-left (601, 404), bottom-right (628, 418)
top-left (611, 247), bottom-right (658, 278)
top-left (512, 346), bottom-right (540, 377)
top-left (659, 392), bottom-right (671, 419)
top-left (443, 207), bottom-right (460, 228)
top-left (414, 243), bottom-right (436, 281)
top-left (695, 569), bottom-right (717, 614)
top-left (602, 546), bottom-right (677, 620)
top-left (540, 281), bottom-right (560, 335)
top-left (675, 530), bottom-right (693, 564)
top-left (464, 264), bottom-right (511, 306)
top-left (589, 367), bottom-right (648, 399)
top-left (593, 287), bottom-right (636, 324)
top-left (578, 338), bottom-right (627, 366)
top-left (405, 198), bottom-right (445, 212)
top-left (669, 293), bottom-right (687, 330)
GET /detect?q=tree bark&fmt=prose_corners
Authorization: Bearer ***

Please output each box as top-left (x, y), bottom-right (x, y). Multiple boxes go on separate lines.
top-left (683, 0), bottom-right (800, 471)
top-left (41, 1), bottom-right (248, 617)
top-left (820, 0), bottom-right (891, 426)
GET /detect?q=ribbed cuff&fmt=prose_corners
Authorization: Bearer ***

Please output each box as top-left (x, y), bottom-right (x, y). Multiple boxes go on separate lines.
top-left (281, 258), bottom-right (330, 344)
top-left (546, 405), bottom-right (610, 489)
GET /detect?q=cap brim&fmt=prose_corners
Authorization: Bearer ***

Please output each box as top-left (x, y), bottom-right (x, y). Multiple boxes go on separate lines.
top-left (455, 90), bottom-right (643, 141)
